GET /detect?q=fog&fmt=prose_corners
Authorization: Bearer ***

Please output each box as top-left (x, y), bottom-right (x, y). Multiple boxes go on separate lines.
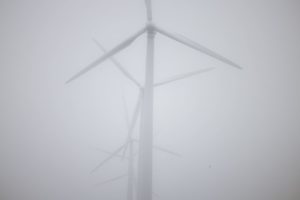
top-left (1, 0), bottom-right (300, 200)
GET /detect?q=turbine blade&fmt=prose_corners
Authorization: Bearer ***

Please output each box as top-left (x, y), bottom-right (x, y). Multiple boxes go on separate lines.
top-left (95, 174), bottom-right (128, 186)
top-left (93, 38), bottom-right (142, 88)
top-left (154, 67), bottom-right (215, 87)
top-left (153, 144), bottom-right (181, 157)
top-left (122, 94), bottom-right (130, 129)
top-left (121, 90), bottom-right (143, 158)
top-left (155, 26), bottom-right (242, 69)
top-left (91, 142), bottom-right (129, 173)
top-left (132, 139), bottom-right (181, 157)
top-left (66, 27), bottom-right (146, 84)
top-left (121, 141), bottom-right (129, 160)
top-left (145, 0), bottom-right (152, 21)
top-left (127, 90), bottom-right (143, 139)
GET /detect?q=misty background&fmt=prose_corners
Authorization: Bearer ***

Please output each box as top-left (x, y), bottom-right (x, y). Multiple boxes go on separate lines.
top-left (1, 0), bottom-right (300, 199)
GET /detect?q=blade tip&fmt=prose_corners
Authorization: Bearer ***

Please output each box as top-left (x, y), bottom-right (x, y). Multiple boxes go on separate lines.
top-left (229, 62), bottom-right (243, 70)
top-left (236, 65), bottom-right (243, 70)
top-left (65, 77), bottom-right (75, 84)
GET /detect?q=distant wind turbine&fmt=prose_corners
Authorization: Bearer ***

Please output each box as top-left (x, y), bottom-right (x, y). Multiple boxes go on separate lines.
top-left (66, 1), bottom-right (242, 200)
top-left (92, 86), bottom-right (181, 200)
top-left (91, 41), bottom-right (209, 200)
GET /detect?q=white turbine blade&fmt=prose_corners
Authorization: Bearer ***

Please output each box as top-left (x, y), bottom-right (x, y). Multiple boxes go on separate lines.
top-left (154, 67), bottom-right (215, 87)
top-left (121, 142), bottom-right (129, 160)
top-left (155, 26), bottom-right (242, 69)
top-left (132, 139), bottom-right (181, 157)
top-left (95, 174), bottom-right (128, 186)
top-left (93, 38), bottom-right (142, 88)
top-left (121, 90), bottom-right (143, 158)
top-left (122, 94), bottom-right (130, 129)
top-left (145, 0), bottom-right (152, 21)
top-left (153, 145), bottom-right (181, 157)
top-left (91, 142), bottom-right (129, 173)
top-left (66, 27), bottom-right (146, 84)
top-left (127, 90), bottom-right (143, 139)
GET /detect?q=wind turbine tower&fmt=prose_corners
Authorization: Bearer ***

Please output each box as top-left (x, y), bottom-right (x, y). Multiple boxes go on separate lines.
top-left (67, 1), bottom-right (242, 200)
top-left (91, 40), bottom-right (210, 200)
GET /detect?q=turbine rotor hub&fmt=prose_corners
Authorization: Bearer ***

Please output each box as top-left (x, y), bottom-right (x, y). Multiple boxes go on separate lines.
top-left (146, 22), bottom-right (156, 34)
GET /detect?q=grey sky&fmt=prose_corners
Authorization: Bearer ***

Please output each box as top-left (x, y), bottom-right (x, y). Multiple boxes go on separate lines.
top-left (1, 0), bottom-right (300, 200)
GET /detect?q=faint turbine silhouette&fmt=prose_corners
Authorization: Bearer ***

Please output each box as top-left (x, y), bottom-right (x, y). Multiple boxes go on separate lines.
top-left (67, 1), bottom-right (242, 200)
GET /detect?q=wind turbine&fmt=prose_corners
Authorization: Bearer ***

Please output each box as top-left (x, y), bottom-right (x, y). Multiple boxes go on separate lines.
top-left (91, 40), bottom-right (211, 200)
top-left (93, 93), bottom-right (180, 200)
top-left (92, 90), bottom-right (181, 200)
top-left (92, 85), bottom-right (141, 200)
top-left (66, 1), bottom-right (242, 200)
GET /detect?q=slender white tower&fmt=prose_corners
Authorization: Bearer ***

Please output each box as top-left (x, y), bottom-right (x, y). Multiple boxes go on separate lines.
top-left (127, 140), bottom-right (134, 200)
top-left (137, 23), bottom-right (155, 200)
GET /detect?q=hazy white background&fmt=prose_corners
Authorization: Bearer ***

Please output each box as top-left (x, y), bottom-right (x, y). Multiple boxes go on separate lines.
top-left (1, 0), bottom-right (300, 200)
